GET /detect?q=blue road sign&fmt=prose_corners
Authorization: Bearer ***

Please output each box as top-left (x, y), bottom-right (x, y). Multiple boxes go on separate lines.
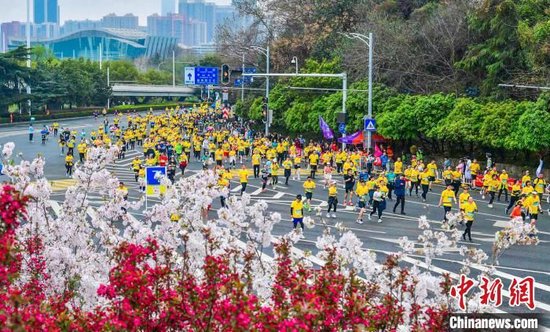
top-left (338, 123), bottom-right (346, 134)
top-left (364, 118), bottom-right (376, 131)
top-left (243, 67), bottom-right (256, 84)
top-left (195, 67), bottom-right (219, 85)
top-left (146, 167), bottom-right (167, 186)
top-left (234, 79), bottom-right (242, 87)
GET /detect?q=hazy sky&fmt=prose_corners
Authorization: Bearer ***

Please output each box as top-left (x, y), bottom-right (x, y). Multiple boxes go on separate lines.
top-left (0, 0), bottom-right (230, 26)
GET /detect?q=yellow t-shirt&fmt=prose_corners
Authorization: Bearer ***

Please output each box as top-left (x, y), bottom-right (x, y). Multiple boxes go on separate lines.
top-left (420, 172), bottom-right (430, 185)
top-left (252, 154), bottom-right (261, 165)
top-left (427, 163), bottom-right (437, 177)
top-left (356, 182), bottom-right (368, 197)
top-left (309, 153), bottom-right (319, 166)
top-left (394, 161), bottom-right (403, 174)
top-left (303, 181), bottom-right (316, 193)
top-left (291, 200), bottom-right (304, 218)
top-left (441, 189), bottom-right (455, 207)
top-left (462, 201), bottom-right (477, 221)
top-left (239, 170), bottom-right (248, 183)
top-left (534, 178), bottom-right (547, 194)
top-left (328, 186), bottom-right (337, 197)
top-left (459, 192), bottom-right (470, 207)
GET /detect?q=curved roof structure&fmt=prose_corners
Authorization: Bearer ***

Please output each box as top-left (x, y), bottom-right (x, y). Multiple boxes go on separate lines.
top-left (8, 28), bottom-right (176, 61)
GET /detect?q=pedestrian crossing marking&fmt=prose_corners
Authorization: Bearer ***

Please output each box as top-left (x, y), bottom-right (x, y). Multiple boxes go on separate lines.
top-left (251, 188), bottom-right (263, 196)
top-left (50, 179), bottom-right (77, 191)
top-left (231, 185), bottom-right (242, 193)
top-left (273, 192), bottom-right (285, 199)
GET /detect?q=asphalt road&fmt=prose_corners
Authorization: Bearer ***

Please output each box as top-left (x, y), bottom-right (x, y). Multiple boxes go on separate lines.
top-left (1, 115), bottom-right (549, 319)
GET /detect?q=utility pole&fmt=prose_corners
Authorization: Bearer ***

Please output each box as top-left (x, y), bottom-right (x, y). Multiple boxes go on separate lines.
top-left (26, 0), bottom-right (32, 120)
top-left (340, 32), bottom-right (374, 151)
top-left (245, 45), bottom-right (271, 135)
top-left (99, 43), bottom-right (102, 70)
top-left (172, 50), bottom-right (176, 87)
top-left (107, 66), bottom-right (110, 109)
top-left (241, 53), bottom-right (245, 102)
top-left (265, 46), bottom-right (270, 136)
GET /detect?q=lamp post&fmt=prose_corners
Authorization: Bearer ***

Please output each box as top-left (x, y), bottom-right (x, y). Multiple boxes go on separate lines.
top-left (26, 0), bottom-right (31, 119)
top-left (291, 56), bottom-right (298, 74)
top-left (340, 32), bottom-right (373, 151)
top-left (241, 52), bottom-right (245, 101)
top-left (246, 45), bottom-right (270, 136)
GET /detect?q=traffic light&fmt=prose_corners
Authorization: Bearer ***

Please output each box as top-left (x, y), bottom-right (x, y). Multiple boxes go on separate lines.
top-left (221, 64), bottom-right (230, 84)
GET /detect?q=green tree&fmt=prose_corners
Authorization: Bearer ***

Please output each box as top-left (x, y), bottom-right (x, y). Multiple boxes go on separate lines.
top-left (456, 0), bottom-right (549, 96)
top-left (0, 47), bottom-right (32, 113)
top-left (107, 60), bottom-right (139, 83)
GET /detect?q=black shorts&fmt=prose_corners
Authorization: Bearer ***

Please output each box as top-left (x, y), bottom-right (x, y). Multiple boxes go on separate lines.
top-left (530, 213), bottom-right (538, 220)
top-left (294, 165), bottom-right (301, 169)
top-left (305, 192), bottom-right (313, 200)
top-left (428, 176), bottom-right (435, 182)
top-left (358, 201), bottom-right (366, 209)
top-left (345, 186), bottom-right (354, 193)
top-left (311, 165), bottom-right (318, 171)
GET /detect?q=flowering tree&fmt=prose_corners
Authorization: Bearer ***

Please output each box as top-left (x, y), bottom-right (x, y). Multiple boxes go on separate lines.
top-left (0, 142), bottom-right (539, 329)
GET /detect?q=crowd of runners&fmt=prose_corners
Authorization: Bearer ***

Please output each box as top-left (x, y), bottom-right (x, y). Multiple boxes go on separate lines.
top-left (41, 105), bottom-right (549, 242)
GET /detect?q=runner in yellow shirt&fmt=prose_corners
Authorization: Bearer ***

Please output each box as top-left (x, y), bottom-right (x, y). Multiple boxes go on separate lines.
top-left (303, 177), bottom-right (316, 212)
top-left (438, 185), bottom-right (457, 224)
top-left (326, 181), bottom-right (338, 218)
top-left (290, 194), bottom-right (305, 232)
top-left (461, 197), bottom-right (477, 242)
top-left (239, 165), bottom-right (248, 195)
top-left (309, 152), bottom-right (319, 179)
top-left (282, 157), bottom-right (293, 185)
top-left (293, 155), bottom-right (302, 180)
top-left (394, 158), bottom-right (403, 175)
top-left (523, 191), bottom-right (541, 225)
top-left (251, 152), bottom-right (261, 178)
top-left (355, 178), bottom-right (368, 224)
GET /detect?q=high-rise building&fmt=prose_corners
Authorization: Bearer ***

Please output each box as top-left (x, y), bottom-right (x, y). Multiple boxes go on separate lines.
top-left (178, 0), bottom-right (243, 43)
top-left (148, 13), bottom-right (185, 44)
top-left (101, 13), bottom-right (139, 29)
top-left (147, 13), bottom-right (207, 46)
top-left (161, 0), bottom-right (177, 16)
top-left (1, 21), bottom-right (23, 52)
top-left (34, 0), bottom-right (59, 25)
top-left (178, 0), bottom-right (216, 42)
top-left (61, 19), bottom-right (101, 35)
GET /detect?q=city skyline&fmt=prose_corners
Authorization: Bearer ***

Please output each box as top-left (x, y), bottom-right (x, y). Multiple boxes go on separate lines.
top-left (0, 0), bottom-right (231, 26)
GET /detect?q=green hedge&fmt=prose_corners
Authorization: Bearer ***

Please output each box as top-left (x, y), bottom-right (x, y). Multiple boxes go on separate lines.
top-left (0, 109), bottom-right (99, 124)
top-left (0, 102), bottom-right (203, 124)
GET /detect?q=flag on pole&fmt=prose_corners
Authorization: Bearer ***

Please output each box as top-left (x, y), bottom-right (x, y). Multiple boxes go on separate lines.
top-left (319, 116), bottom-right (334, 140)
top-left (374, 144), bottom-right (383, 158)
top-left (337, 131), bottom-right (363, 144)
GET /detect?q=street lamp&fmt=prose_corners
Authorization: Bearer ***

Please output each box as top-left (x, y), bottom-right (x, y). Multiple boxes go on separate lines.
top-left (244, 45), bottom-right (270, 136)
top-left (291, 56), bottom-right (298, 74)
top-left (340, 32), bottom-right (374, 152)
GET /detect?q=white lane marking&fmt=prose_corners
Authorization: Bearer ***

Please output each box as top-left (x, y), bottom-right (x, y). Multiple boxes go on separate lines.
top-left (251, 188), bottom-right (262, 196)
top-left (231, 185), bottom-right (242, 193)
top-left (273, 192), bottom-right (285, 199)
